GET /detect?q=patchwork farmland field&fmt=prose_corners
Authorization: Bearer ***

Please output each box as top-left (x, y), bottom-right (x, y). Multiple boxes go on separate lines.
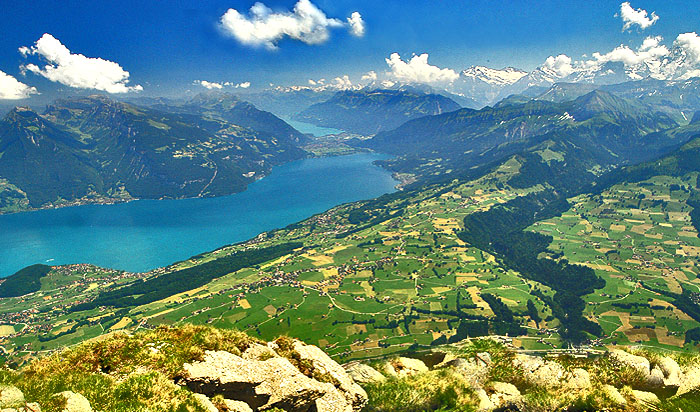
top-left (530, 173), bottom-right (700, 349)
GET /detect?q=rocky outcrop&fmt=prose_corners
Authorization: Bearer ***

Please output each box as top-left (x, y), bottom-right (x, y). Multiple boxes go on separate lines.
top-left (0, 385), bottom-right (25, 409)
top-left (290, 340), bottom-right (367, 411)
top-left (677, 366), bottom-right (700, 396)
top-left (383, 357), bottom-right (429, 377)
top-left (343, 362), bottom-right (385, 384)
top-left (487, 381), bottom-right (522, 409)
top-left (52, 392), bottom-right (93, 412)
top-left (443, 352), bottom-right (491, 386)
top-left (183, 340), bottom-right (368, 412)
top-left (610, 349), bottom-right (689, 392)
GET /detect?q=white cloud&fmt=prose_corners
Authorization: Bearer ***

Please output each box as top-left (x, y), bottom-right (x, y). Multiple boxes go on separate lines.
top-left (332, 75), bottom-right (352, 89)
top-left (620, 2), bottom-right (659, 31)
top-left (542, 54), bottom-right (575, 78)
top-left (588, 36), bottom-right (669, 66)
top-left (195, 80), bottom-right (224, 89)
top-left (361, 70), bottom-right (377, 82)
top-left (385, 53), bottom-right (459, 84)
top-left (219, 0), bottom-right (364, 50)
top-left (675, 32), bottom-right (700, 63)
top-left (196, 80), bottom-right (251, 89)
top-left (347, 12), bottom-right (365, 37)
top-left (0, 70), bottom-right (38, 100)
top-left (19, 33), bottom-right (142, 93)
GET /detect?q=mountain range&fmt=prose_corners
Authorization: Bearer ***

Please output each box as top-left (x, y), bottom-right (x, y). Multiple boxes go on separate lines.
top-left (359, 89), bottom-right (687, 179)
top-left (294, 88), bottom-right (462, 135)
top-left (0, 95), bottom-right (307, 213)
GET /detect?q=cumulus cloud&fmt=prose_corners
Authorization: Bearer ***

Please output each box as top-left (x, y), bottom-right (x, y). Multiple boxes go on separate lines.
top-left (588, 36), bottom-right (669, 66)
top-left (195, 80), bottom-right (251, 89)
top-left (332, 75), bottom-right (352, 88)
top-left (0, 70), bottom-right (38, 100)
top-left (195, 80), bottom-right (224, 89)
top-left (675, 32), bottom-right (700, 63)
top-left (619, 2), bottom-right (659, 31)
top-left (19, 33), bottom-right (142, 93)
top-left (361, 70), bottom-right (377, 82)
top-left (542, 54), bottom-right (575, 78)
top-left (385, 53), bottom-right (459, 84)
top-left (219, 0), bottom-right (364, 50)
top-left (347, 12), bottom-right (365, 37)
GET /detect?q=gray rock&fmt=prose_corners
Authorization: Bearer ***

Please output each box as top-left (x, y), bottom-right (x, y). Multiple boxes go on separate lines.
top-left (447, 357), bottom-right (490, 386)
top-left (474, 388), bottom-right (494, 411)
top-left (52, 392), bottom-right (92, 412)
top-left (184, 350), bottom-right (328, 411)
top-left (488, 381), bottom-right (521, 408)
top-left (602, 385), bottom-right (626, 406)
top-left (648, 365), bottom-right (665, 387)
top-left (343, 362), bottom-right (385, 384)
top-left (241, 343), bottom-right (278, 361)
top-left (222, 399), bottom-right (253, 412)
top-left (0, 386), bottom-right (24, 409)
top-left (513, 354), bottom-right (566, 389)
top-left (657, 357), bottom-right (682, 388)
top-left (677, 366), bottom-right (700, 396)
top-left (292, 340), bottom-right (368, 411)
top-left (386, 357), bottom-right (428, 377)
top-left (629, 389), bottom-right (660, 405)
top-left (566, 368), bottom-right (591, 390)
top-left (609, 349), bottom-right (650, 376)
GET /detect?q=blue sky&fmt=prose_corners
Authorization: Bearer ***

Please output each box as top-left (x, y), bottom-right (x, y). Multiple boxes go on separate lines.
top-left (1, 1), bottom-right (699, 99)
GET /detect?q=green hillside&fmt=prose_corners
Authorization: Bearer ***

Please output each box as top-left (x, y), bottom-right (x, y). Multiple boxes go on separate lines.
top-left (0, 96), bottom-right (307, 213)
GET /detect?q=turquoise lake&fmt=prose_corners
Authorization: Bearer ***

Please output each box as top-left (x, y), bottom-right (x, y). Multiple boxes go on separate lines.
top-left (282, 118), bottom-right (345, 137)
top-left (0, 153), bottom-right (397, 277)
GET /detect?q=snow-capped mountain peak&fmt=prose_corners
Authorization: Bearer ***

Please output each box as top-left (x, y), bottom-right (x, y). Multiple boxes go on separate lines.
top-left (460, 66), bottom-right (527, 85)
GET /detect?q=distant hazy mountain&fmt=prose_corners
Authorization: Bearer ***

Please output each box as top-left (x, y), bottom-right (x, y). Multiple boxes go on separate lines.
top-left (242, 88), bottom-right (337, 118)
top-left (361, 90), bottom-right (683, 176)
top-left (147, 92), bottom-right (308, 145)
top-left (0, 96), bottom-right (306, 213)
top-left (527, 78), bottom-right (700, 124)
top-left (294, 88), bottom-right (462, 135)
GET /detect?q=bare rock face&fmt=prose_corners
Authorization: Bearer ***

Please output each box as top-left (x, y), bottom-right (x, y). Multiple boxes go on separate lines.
top-left (183, 343), bottom-right (368, 412)
top-left (223, 399), bottom-right (254, 412)
top-left (657, 356), bottom-right (682, 388)
top-left (241, 343), bottom-right (278, 361)
top-left (514, 354), bottom-right (566, 389)
top-left (677, 366), bottom-right (700, 396)
top-left (343, 362), bottom-right (385, 384)
top-left (184, 350), bottom-right (328, 411)
top-left (566, 368), bottom-right (592, 390)
top-left (384, 357), bottom-right (429, 377)
top-left (52, 392), bottom-right (93, 412)
top-left (0, 385), bottom-right (25, 409)
top-left (291, 340), bottom-right (368, 411)
top-left (488, 381), bottom-right (521, 409)
top-left (610, 349), bottom-right (651, 376)
top-left (629, 389), bottom-right (660, 405)
top-left (445, 353), bottom-right (491, 386)
top-left (602, 385), bottom-right (627, 406)
top-left (474, 388), bottom-right (494, 411)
